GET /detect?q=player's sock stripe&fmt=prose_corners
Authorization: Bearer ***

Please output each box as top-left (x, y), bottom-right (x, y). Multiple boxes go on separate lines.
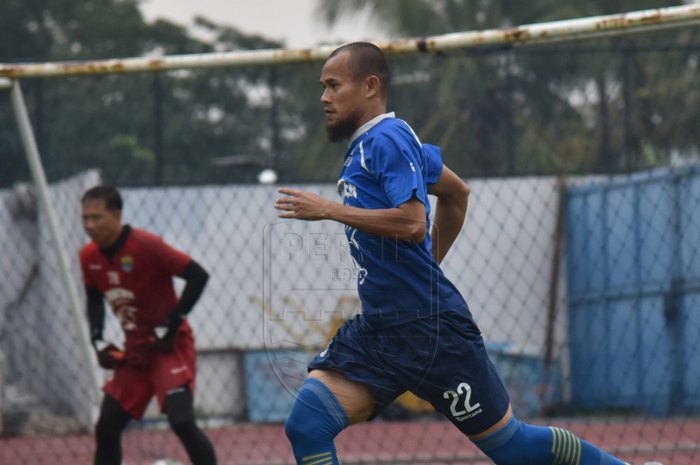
top-left (303, 456), bottom-right (333, 464)
top-left (573, 434), bottom-right (582, 465)
top-left (302, 452), bottom-right (333, 465)
top-left (571, 431), bottom-right (580, 465)
top-left (302, 452), bottom-right (332, 461)
top-left (558, 429), bottom-right (567, 464)
top-left (551, 427), bottom-right (564, 464)
top-left (564, 430), bottom-right (574, 464)
top-left (308, 460), bottom-right (333, 465)
top-left (553, 427), bottom-right (582, 465)
top-left (304, 458), bottom-right (333, 465)
top-left (549, 428), bottom-right (583, 465)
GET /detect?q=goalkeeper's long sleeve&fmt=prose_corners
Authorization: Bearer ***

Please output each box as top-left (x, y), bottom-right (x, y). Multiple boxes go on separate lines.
top-left (171, 260), bottom-right (209, 318)
top-left (86, 285), bottom-right (105, 343)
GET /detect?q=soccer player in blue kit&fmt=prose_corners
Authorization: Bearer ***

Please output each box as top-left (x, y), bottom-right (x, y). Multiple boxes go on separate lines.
top-left (275, 42), bottom-right (660, 465)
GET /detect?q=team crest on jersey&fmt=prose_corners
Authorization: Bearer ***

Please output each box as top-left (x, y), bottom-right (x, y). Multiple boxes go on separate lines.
top-left (120, 255), bottom-right (134, 272)
top-left (344, 149), bottom-right (355, 167)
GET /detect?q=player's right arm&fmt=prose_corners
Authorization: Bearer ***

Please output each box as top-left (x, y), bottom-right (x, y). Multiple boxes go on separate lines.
top-left (85, 285), bottom-right (125, 369)
top-left (276, 189), bottom-right (427, 243)
top-left (428, 165), bottom-right (470, 265)
top-left (80, 247), bottom-right (125, 369)
top-left (86, 285), bottom-right (106, 343)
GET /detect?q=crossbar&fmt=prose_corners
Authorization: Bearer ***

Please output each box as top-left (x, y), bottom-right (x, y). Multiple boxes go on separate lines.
top-left (0, 4), bottom-right (698, 78)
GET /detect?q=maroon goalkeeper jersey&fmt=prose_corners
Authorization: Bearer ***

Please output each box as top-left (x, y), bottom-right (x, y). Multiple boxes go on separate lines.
top-left (80, 227), bottom-right (193, 355)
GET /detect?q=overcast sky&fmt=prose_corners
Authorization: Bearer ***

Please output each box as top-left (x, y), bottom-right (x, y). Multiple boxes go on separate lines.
top-left (139, 0), bottom-right (388, 49)
top-left (138, 1), bottom-right (700, 49)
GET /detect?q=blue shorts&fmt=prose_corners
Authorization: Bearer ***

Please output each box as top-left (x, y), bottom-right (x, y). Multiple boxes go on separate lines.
top-left (308, 310), bottom-right (511, 436)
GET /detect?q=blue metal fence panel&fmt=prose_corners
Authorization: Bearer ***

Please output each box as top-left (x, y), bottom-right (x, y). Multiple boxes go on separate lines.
top-left (682, 292), bottom-right (700, 412)
top-left (565, 165), bottom-right (700, 415)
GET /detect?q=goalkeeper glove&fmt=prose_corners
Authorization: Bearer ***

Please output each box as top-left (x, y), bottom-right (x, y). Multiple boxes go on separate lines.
top-left (152, 313), bottom-right (184, 352)
top-left (93, 339), bottom-right (125, 369)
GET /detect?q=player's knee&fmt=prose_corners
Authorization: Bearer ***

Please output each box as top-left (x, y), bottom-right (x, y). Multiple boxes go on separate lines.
top-left (167, 411), bottom-right (197, 438)
top-left (285, 379), bottom-right (349, 449)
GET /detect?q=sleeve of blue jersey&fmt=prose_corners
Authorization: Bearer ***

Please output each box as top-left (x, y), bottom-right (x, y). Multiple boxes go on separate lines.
top-left (373, 130), bottom-right (427, 208)
top-left (422, 144), bottom-right (444, 186)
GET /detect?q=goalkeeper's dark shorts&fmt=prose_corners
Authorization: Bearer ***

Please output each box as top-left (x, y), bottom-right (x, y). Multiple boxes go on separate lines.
top-left (307, 310), bottom-right (511, 436)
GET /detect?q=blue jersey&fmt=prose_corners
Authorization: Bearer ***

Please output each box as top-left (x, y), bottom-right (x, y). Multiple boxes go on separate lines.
top-left (338, 113), bottom-right (472, 329)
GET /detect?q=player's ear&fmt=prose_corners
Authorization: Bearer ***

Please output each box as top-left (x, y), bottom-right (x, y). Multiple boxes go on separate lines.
top-left (365, 75), bottom-right (380, 98)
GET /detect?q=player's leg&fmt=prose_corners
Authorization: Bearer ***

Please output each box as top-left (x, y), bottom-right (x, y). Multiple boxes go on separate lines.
top-left (285, 369), bottom-right (374, 465)
top-left (94, 394), bottom-right (132, 465)
top-left (98, 363), bottom-right (155, 465)
top-left (152, 330), bottom-right (216, 464)
top-left (308, 369), bottom-right (375, 424)
top-left (470, 406), bottom-right (632, 465)
top-left (165, 385), bottom-right (217, 465)
top-left (285, 315), bottom-right (405, 465)
top-left (419, 311), bottom-right (631, 465)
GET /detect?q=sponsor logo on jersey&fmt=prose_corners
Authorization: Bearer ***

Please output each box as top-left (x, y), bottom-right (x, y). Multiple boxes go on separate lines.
top-left (89, 264), bottom-right (102, 270)
top-left (104, 288), bottom-right (135, 303)
top-left (116, 305), bottom-right (138, 331)
top-left (121, 255), bottom-right (133, 272)
top-left (171, 366), bottom-right (187, 374)
top-left (342, 181), bottom-right (357, 200)
top-left (320, 338), bottom-right (334, 358)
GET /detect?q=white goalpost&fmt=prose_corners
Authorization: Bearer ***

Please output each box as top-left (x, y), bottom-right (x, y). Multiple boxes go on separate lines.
top-left (1, 78), bottom-right (101, 430)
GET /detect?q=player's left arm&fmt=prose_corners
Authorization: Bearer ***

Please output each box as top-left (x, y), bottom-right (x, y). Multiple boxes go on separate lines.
top-left (159, 259), bottom-right (209, 334)
top-left (428, 165), bottom-right (470, 265)
top-left (275, 188), bottom-right (426, 243)
top-left (150, 234), bottom-right (210, 351)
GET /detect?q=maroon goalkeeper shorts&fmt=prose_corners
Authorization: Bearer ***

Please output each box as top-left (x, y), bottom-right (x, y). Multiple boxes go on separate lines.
top-left (103, 329), bottom-right (197, 420)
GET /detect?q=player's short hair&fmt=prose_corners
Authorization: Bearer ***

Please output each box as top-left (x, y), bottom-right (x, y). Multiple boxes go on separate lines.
top-left (329, 42), bottom-right (391, 97)
top-left (82, 186), bottom-right (122, 211)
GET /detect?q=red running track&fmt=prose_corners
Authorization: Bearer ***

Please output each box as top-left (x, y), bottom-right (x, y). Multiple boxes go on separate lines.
top-left (1, 418), bottom-right (698, 465)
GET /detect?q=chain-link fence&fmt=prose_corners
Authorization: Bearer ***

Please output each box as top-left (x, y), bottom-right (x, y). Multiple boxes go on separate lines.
top-left (1, 26), bottom-right (700, 465)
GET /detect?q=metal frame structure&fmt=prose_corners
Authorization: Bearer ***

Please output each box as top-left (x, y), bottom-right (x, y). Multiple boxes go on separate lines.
top-left (0, 78), bottom-right (101, 423)
top-left (0, 4), bottom-right (699, 78)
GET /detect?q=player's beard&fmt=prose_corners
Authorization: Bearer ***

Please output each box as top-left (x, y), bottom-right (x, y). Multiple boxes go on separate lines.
top-left (326, 113), bottom-right (360, 143)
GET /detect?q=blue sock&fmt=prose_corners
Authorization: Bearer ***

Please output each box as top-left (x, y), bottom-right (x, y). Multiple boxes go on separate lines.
top-left (473, 417), bottom-right (631, 465)
top-left (285, 378), bottom-right (349, 465)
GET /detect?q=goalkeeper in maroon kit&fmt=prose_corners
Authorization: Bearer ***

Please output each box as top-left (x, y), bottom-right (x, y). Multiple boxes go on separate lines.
top-left (79, 186), bottom-right (217, 465)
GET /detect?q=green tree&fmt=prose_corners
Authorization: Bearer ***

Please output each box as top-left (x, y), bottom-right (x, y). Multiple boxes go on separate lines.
top-left (0, 0), bottom-right (321, 186)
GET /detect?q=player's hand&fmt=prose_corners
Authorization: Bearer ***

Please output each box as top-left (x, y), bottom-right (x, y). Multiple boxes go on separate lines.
top-left (275, 187), bottom-right (331, 221)
top-left (152, 313), bottom-right (183, 352)
top-left (152, 327), bottom-right (177, 352)
top-left (93, 340), bottom-right (125, 369)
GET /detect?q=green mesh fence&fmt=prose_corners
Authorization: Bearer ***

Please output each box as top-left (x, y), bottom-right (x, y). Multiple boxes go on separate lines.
top-left (1, 27), bottom-right (700, 465)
